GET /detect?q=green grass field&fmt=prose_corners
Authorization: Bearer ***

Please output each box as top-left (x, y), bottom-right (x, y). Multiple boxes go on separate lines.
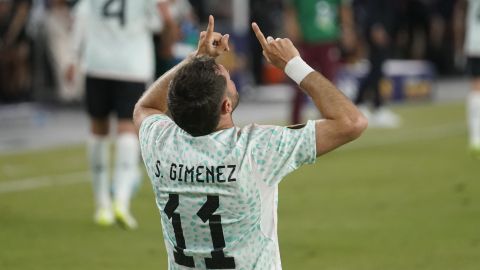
top-left (1, 101), bottom-right (479, 270)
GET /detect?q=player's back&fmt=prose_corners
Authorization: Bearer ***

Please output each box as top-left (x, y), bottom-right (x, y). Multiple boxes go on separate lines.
top-left (140, 114), bottom-right (317, 269)
top-left (141, 115), bottom-right (281, 269)
top-left (75, 0), bottom-right (160, 80)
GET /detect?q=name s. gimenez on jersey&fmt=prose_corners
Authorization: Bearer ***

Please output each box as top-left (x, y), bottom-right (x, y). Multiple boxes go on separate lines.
top-left (153, 160), bottom-right (238, 184)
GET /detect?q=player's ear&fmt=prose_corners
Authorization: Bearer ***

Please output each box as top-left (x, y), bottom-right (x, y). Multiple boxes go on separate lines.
top-left (221, 97), bottom-right (232, 114)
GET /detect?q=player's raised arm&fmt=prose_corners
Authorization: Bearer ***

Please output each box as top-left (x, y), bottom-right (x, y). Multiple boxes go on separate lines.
top-left (133, 15), bottom-right (230, 132)
top-left (251, 22), bottom-right (368, 156)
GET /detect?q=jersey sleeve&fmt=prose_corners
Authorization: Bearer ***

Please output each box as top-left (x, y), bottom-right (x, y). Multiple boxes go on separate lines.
top-left (250, 120), bottom-right (317, 186)
top-left (139, 114), bottom-right (173, 163)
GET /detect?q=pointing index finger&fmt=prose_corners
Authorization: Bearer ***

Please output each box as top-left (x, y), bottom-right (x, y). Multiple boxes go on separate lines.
top-left (206, 15), bottom-right (214, 41)
top-left (252, 22), bottom-right (268, 49)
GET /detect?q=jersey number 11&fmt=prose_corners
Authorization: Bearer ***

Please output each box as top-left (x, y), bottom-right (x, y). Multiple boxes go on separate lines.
top-left (165, 194), bottom-right (236, 269)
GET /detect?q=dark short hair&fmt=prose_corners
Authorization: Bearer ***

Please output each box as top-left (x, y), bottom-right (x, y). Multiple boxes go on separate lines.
top-left (168, 56), bottom-right (227, 136)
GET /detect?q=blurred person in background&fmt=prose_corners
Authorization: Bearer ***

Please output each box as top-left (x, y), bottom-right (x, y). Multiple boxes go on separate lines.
top-left (454, 0), bottom-right (480, 157)
top-left (44, 0), bottom-right (83, 102)
top-left (393, 0), bottom-right (456, 74)
top-left (0, 0), bottom-right (32, 103)
top-left (249, 0), bottom-right (284, 85)
top-left (426, 0), bottom-right (457, 75)
top-left (153, 0), bottom-right (195, 77)
top-left (353, 0), bottom-right (402, 128)
top-left (66, 0), bottom-right (164, 229)
top-left (188, 0), bottom-right (206, 22)
top-left (284, 0), bottom-right (355, 124)
top-left (401, 0), bottom-right (430, 60)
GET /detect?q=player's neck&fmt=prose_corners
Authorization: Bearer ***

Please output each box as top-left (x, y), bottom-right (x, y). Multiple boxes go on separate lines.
top-left (216, 115), bottom-right (235, 131)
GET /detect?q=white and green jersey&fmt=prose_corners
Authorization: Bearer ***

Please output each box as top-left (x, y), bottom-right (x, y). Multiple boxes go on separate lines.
top-left (466, 0), bottom-right (480, 56)
top-left (140, 114), bottom-right (317, 270)
top-left (72, 0), bottom-right (161, 81)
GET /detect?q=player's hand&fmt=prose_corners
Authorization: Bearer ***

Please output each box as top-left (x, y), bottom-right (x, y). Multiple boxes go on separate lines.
top-left (195, 15), bottom-right (230, 58)
top-left (251, 22), bottom-right (300, 70)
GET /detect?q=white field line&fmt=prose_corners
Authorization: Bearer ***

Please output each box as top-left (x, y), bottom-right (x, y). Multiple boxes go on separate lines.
top-left (0, 171), bottom-right (89, 194)
top-left (0, 122), bottom-right (465, 195)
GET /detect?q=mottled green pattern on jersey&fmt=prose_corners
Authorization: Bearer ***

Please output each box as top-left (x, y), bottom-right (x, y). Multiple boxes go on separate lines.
top-left (291, 0), bottom-right (343, 42)
top-left (139, 114), bottom-right (316, 269)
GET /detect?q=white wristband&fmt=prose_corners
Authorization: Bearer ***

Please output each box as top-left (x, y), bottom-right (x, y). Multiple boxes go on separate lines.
top-left (284, 56), bottom-right (315, 85)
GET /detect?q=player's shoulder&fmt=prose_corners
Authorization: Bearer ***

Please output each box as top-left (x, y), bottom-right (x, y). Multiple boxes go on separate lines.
top-left (240, 122), bottom-right (312, 136)
top-left (139, 113), bottom-right (175, 138)
top-left (239, 123), bottom-right (281, 137)
top-left (241, 121), bottom-right (317, 149)
top-left (237, 123), bottom-right (294, 146)
top-left (142, 113), bottom-right (173, 126)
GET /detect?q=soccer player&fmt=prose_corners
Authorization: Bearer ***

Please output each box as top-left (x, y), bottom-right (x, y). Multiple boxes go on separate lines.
top-left (284, 0), bottom-right (355, 124)
top-left (67, 0), bottom-right (165, 229)
top-left (134, 16), bottom-right (367, 269)
top-left (353, 0), bottom-right (401, 128)
top-left (455, 0), bottom-right (480, 156)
